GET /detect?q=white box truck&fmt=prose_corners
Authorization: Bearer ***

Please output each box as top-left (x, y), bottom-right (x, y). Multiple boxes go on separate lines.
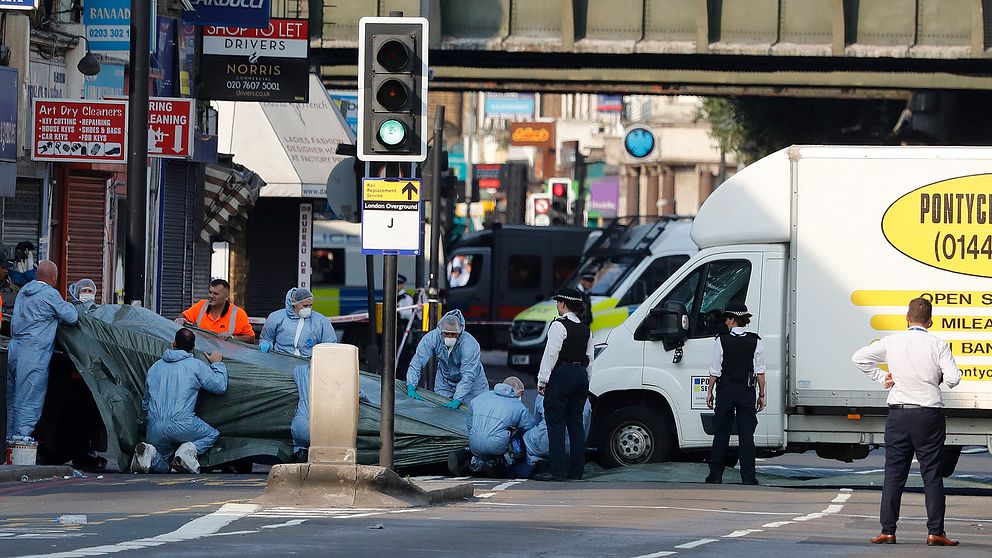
top-left (589, 146), bottom-right (992, 471)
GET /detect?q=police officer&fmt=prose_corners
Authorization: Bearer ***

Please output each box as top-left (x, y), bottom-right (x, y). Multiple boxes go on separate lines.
top-left (576, 272), bottom-right (595, 325)
top-left (535, 287), bottom-right (594, 481)
top-left (705, 302), bottom-right (765, 485)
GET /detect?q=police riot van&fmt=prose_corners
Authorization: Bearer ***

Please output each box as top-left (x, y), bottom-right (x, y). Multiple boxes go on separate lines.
top-left (508, 217), bottom-right (697, 372)
top-left (589, 146), bottom-right (992, 470)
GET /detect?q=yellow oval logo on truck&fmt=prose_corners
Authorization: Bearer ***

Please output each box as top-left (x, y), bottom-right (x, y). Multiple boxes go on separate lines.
top-left (882, 174), bottom-right (992, 278)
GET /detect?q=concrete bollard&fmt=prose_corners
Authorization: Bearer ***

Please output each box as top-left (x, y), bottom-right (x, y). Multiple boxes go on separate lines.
top-left (307, 343), bottom-right (359, 464)
top-left (255, 342), bottom-right (474, 509)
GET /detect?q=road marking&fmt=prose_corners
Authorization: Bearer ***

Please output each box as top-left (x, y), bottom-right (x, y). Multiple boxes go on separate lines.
top-left (477, 493), bottom-right (496, 498)
top-left (12, 503), bottom-right (259, 558)
top-left (631, 551), bottom-right (676, 558)
top-left (492, 481), bottom-right (523, 491)
top-left (853, 469), bottom-right (885, 475)
top-left (674, 538), bottom-right (717, 549)
top-left (260, 520), bottom-right (307, 529)
top-left (831, 493), bottom-right (852, 503)
top-left (724, 529), bottom-right (763, 538)
top-left (478, 501), bottom-right (793, 516)
top-left (761, 521), bottom-right (793, 528)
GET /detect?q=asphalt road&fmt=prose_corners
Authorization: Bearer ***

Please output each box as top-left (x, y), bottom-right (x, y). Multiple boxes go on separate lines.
top-left (2, 471), bottom-right (991, 557)
top-left (1, 351), bottom-right (989, 557)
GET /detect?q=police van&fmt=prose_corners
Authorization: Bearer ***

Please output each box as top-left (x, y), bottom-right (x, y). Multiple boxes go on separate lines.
top-left (589, 146), bottom-right (992, 470)
top-left (508, 217), bottom-right (697, 372)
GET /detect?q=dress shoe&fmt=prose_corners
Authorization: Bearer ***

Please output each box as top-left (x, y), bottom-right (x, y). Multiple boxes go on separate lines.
top-left (741, 478), bottom-right (759, 486)
top-left (926, 534), bottom-right (959, 546)
top-left (533, 473), bottom-right (565, 482)
top-left (870, 533), bottom-right (896, 544)
top-left (704, 475), bottom-right (722, 484)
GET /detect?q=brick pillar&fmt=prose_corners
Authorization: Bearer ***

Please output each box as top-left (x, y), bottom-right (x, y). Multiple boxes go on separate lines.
top-left (644, 165), bottom-right (660, 217)
top-left (661, 167), bottom-right (676, 215)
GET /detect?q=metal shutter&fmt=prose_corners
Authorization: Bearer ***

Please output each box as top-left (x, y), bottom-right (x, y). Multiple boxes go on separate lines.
top-left (0, 179), bottom-right (42, 259)
top-left (245, 197), bottom-right (298, 317)
top-left (65, 173), bottom-right (108, 302)
top-left (159, 161), bottom-right (196, 318)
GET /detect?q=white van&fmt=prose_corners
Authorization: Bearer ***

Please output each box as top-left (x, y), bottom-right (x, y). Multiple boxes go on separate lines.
top-left (508, 218), bottom-right (696, 371)
top-left (589, 146), bottom-right (992, 471)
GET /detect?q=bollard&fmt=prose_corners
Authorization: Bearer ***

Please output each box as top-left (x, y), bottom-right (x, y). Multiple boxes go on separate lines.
top-left (307, 343), bottom-right (359, 464)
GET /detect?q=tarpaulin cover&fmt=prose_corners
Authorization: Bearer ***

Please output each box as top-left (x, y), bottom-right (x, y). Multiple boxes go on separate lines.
top-left (56, 304), bottom-right (468, 471)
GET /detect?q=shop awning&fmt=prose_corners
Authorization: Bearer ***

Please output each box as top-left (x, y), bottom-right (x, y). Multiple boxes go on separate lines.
top-left (201, 160), bottom-right (264, 243)
top-left (214, 74), bottom-right (355, 198)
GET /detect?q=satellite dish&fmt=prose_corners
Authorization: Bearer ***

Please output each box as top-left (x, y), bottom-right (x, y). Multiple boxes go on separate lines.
top-left (326, 156), bottom-right (359, 222)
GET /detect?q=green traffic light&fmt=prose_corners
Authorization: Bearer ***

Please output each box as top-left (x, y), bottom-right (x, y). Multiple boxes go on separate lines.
top-left (378, 119), bottom-right (407, 147)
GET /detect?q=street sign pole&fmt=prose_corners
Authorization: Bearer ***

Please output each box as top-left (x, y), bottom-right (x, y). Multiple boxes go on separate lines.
top-left (125, 0), bottom-right (151, 305)
top-left (380, 254), bottom-right (398, 468)
top-left (426, 107), bottom-right (444, 391)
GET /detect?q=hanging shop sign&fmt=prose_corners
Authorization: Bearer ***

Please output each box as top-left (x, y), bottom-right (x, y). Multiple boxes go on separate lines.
top-left (199, 19), bottom-right (309, 102)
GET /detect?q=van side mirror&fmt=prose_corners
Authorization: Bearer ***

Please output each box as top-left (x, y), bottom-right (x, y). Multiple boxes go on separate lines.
top-left (648, 301), bottom-right (689, 363)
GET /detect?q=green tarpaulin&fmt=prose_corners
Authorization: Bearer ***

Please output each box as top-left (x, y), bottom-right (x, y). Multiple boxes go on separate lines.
top-left (56, 304), bottom-right (468, 471)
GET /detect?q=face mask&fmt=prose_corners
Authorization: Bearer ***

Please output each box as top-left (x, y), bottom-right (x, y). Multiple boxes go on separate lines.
top-left (443, 336), bottom-right (457, 349)
top-left (79, 294), bottom-right (96, 304)
top-left (297, 307), bottom-right (312, 319)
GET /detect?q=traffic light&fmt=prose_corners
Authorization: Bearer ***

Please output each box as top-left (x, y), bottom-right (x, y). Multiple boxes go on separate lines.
top-left (549, 178), bottom-right (571, 225)
top-left (358, 16), bottom-right (429, 162)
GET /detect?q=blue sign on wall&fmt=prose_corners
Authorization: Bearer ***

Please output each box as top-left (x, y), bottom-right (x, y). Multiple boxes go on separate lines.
top-left (83, 60), bottom-right (125, 99)
top-left (623, 125), bottom-right (656, 160)
top-left (0, 67), bottom-right (18, 162)
top-left (182, 0), bottom-right (271, 29)
top-left (329, 91), bottom-right (358, 136)
top-left (83, 0), bottom-right (157, 54)
top-left (0, 0), bottom-right (38, 10)
top-left (483, 93), bottom-right (535, 119)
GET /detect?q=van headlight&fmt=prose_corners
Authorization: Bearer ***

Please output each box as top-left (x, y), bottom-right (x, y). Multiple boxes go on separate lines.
top-left (594, 343), bottom-right (608, 359)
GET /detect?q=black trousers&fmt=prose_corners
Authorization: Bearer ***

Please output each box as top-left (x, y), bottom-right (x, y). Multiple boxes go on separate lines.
top-left (708, 381), bottom-right (758, 482)
top-left (545, 362), bottom-right (588, 479)
top-left (880, 407), bottom-right (946, 536)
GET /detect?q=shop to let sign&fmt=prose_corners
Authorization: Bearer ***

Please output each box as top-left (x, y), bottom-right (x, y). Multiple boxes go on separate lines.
top-left (361, 178), bottom-right (422, 255)
top-left (32, 99), bottom-right (128, 163)
top-left (199, 19), bottom-right (309, 103)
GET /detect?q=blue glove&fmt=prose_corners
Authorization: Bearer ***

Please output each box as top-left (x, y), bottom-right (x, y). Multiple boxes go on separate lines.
top-left (259, 340), bottom-right (272, 353)
top-left (441, 399), bottom-right (461, 409)
top-left (407, 385), bottom-right (423, 400)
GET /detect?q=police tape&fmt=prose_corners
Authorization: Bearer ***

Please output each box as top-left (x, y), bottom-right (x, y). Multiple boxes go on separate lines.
top-left (247, 304), bottom-right (423, 326)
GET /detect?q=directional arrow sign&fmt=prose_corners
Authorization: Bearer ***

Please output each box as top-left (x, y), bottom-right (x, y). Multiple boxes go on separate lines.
top-left (361, 178), bottom-right (422, 255)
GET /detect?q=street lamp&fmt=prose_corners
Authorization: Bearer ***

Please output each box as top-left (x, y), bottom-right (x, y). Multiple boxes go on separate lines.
top-left (76, 37), bottom-right (101, 76)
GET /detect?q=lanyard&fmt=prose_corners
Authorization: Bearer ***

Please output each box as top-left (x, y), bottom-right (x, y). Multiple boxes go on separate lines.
top-left (908, 326), bottom-right (927, 332)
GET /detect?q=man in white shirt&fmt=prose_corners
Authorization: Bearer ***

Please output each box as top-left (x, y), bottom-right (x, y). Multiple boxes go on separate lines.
top-left (853, 297), bottom-right (962, 547)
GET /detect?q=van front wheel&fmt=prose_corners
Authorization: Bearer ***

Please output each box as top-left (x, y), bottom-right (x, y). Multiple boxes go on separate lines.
top-left (597, 407), bottom-right (674, 468)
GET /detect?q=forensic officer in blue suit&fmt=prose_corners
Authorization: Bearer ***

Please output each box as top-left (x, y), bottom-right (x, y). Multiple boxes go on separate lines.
top-left (405, 309), bottom-right (488, 408)
top-left (259, 287), bottom-right (337, 357)
top-left (132, 328), bottom-right (228, 474)
top-left (6, 260), bottom-right (78, 441)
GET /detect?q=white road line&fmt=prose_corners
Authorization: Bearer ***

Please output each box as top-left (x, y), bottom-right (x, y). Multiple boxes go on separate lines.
top-left (853, 469), bottom-right (885, 475)
top-left (477, 502), bottom-right (793, 516)
top-left (631, 551), bottom-right (676, 558)
top-left (674, 539), bottom-right (718, 549)
top-left (724, 529), bottom-right (763, 538)
top-left (14, 503), bottom-right (259, 558)
top-left (331, 513), bottom-right (385, 519)
top-left (477, 493), bottom-right (496, 499)
top-left (761, 521), bottom-right (793, 528)
top-left (492, 481), bottom-right (523, 491)
top-left (260, 520), bottom-right (307, 529)
top-left (831, 493), bottom-right (852, 504)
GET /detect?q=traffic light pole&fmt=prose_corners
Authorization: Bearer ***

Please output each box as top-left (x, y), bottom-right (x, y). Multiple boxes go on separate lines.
top-left (574, 147), bottom-right (587, 227)
top-left (380, 254), bottom-right (398, 469)
top-left (125, 0), bottom-right (151, 305)
top-left (426, 106), bottom-right (444, 390)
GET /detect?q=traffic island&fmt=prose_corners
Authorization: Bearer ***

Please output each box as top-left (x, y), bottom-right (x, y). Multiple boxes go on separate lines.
top-left (255, 463), bottom-right (473, 508)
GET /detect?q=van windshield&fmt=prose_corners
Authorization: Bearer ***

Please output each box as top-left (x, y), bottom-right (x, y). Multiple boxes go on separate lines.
top-left (573, 254), bottom-right (638, 296)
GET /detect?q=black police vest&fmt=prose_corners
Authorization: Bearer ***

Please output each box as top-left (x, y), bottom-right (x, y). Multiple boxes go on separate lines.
top-left (719, 332), bottom-right (760, 383)
top-left (556, 317), bottom-right (591, 366)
